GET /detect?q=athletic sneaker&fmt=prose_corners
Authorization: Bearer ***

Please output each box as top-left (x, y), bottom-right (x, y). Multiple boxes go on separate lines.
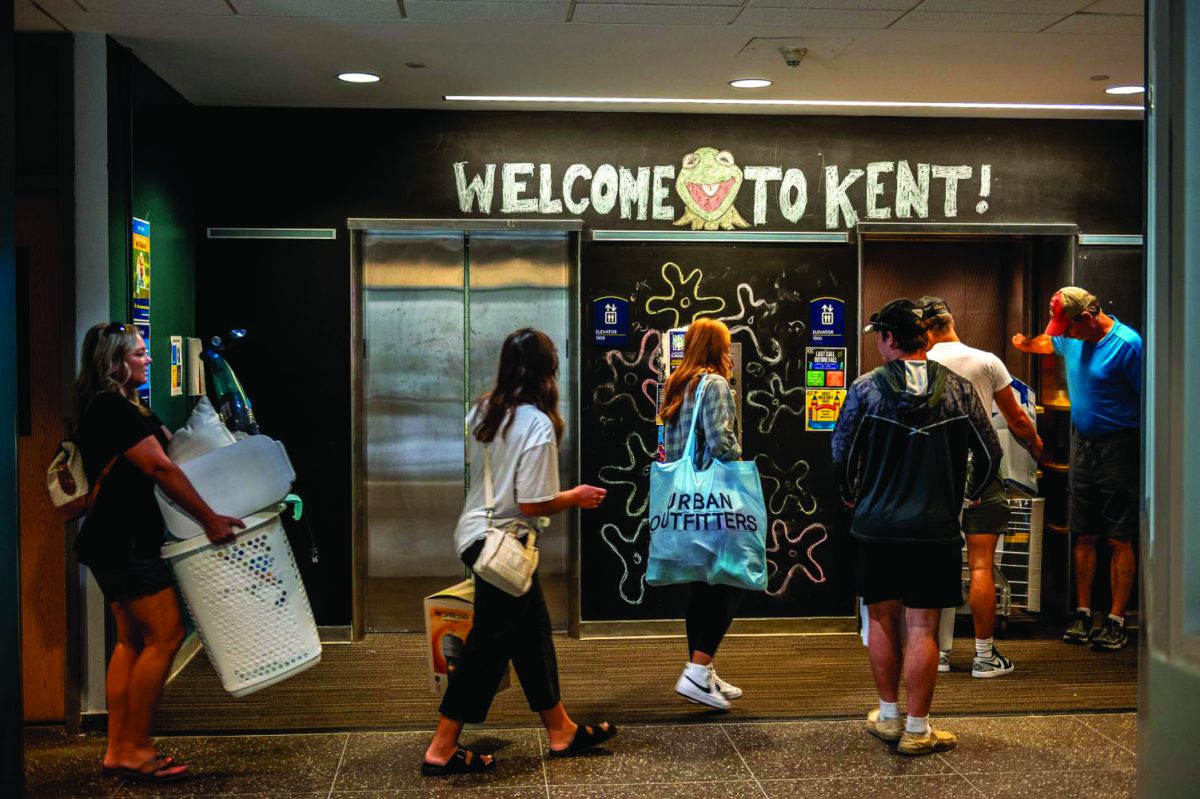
top-left (675, 664), bottom-right (731, 710)
top-left (897, 724), bottom-right (957, 756)
top-left (866, 708), bottom-right (902, 743)
top-left (972, 646), bottom-right (1015, 678)
top-left (1091, 618), bottom-right (1129, 652)
top-left (1062, 610), bottom-right (1095, 644)
top-left (709, 666), bottom-right (742, 700)
top-left (938, 651), bottom-right (950, 673)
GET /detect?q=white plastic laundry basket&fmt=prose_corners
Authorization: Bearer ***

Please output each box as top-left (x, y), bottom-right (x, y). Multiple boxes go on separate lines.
top-left (161, 510), bottom-right (321, 697)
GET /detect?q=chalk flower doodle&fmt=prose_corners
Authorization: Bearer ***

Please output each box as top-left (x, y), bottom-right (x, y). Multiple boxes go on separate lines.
top-left (599, 520), bottom-right (649, 605)
top-left (673, 147), bottom-right (751, 231)
top-left (746, 373), bottom-right (807, 434)
top-left (598, 431), bottom-right (657, 517)
top-left (765, 521), bottom-right (829, 597)
top-left (644, 261), bottom-right (727, 330)
top-left (593, 329), bottom-right (662, 423)
top-left (718, 283), bottom-right (784, 366)
top-left (753, 454), bottom-right (818, 517)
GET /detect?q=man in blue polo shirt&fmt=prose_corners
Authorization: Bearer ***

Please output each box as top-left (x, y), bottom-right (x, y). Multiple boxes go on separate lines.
top-left (1012, 286), bottom-right (1142, 652)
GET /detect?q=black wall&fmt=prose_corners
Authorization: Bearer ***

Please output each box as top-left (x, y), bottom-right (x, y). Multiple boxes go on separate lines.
top-left (194, 109), bottom-right (1143, 625)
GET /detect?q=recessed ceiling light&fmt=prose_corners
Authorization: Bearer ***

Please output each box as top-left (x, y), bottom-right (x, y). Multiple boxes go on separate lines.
top-left (730, 78), bottom-right (773, 89)
top-left (1105, 85), bottom-right (1144, 95)
top-left (443, 95), bottom-right (1143, 113)
top-left (338, 72), bottom-right (381, 84)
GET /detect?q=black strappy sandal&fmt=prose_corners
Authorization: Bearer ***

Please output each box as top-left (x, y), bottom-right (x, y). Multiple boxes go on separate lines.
top-left (102, 754), bottom-right (190, 783)
top-left (548, 722), bottom-right (618, 758)
top-left (421, 746), bottom-right (496, 776)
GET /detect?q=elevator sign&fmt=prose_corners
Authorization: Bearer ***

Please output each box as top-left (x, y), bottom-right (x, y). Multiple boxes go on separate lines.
top-left (592, 296), bottom-right (629, 346)
top-left (810, 297), bottom-right (845, 345)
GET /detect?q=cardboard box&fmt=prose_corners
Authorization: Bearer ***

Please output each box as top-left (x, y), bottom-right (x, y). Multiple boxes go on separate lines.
top-left (424, 579), bottom-right (510, 695)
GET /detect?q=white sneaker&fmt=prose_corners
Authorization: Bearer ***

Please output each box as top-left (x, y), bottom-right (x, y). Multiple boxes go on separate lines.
top-left (674, 663), bottom-right (731, 710)
top-left (938, 651), bottom-right (950, 673)
top-left (971, 646), bottom-right (1015, 679)
top-left (709, 666), bottom-right (742, 701)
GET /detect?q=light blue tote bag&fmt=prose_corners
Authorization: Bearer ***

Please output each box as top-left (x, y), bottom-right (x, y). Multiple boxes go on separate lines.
top-left (646, 375), bottom-right (768, 591)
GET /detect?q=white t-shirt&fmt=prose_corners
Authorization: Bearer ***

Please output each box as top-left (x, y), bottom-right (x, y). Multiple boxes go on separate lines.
top-left (927, 340), bottom-right (1013, 422)
top-left (453, 402), bottom-right (561, 555)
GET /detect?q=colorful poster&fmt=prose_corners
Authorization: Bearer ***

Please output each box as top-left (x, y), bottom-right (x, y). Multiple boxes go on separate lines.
top-left (805, 389), bottom-right (846, 432)
top-left (805, 346), bottom-right (847, 388)
top-left (810, 297), bottom-right (845, 345)
top-left (132, 218), bottom-right (151, 405)
top-left (170, 335), bottom-right (183, 396)
top-left (592, 296), bottom-right (628, 345)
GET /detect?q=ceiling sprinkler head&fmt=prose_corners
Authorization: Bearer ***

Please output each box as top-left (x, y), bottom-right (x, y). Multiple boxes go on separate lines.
top-left (780, 46), bottom-right (808, 68)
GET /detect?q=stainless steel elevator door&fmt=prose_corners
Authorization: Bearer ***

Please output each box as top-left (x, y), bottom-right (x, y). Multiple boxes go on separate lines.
top-left (362, 230), bottom-right (574, 632)
top-left (468, 233), bottom-right (574, 623)
top-left (364, 233), bottom-right (467, 631)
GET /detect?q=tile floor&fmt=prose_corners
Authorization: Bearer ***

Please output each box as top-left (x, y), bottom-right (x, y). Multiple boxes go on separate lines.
top-left (24, 712), bottom-right (1136, 798)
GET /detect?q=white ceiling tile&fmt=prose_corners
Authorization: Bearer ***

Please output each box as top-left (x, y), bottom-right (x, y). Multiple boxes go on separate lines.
top-left (404, 1), bottom-right (567, 22)
top-left (230, 1), bottom-right (403, 18)
top-left (1044, 12), bottom-right (1143, 34)
top-left (15, 0), bottom-right (66, 30)
top-left (914, 0), bottom-right (1086, 12)
top-left (892, 11), bottom-right (1067, 32)
top-left (1081, 0), bottom-right (1142, 14)
top-left (578, 0), bottom-right (743, 6)
top-left (747, 0), bottom-right (914, 8)
top-left (733, 7), bottom-right (905, 27)
top-left (77, 0), bottom-right (234, 14)
top-left (573, 3), bottom-right (739, 25)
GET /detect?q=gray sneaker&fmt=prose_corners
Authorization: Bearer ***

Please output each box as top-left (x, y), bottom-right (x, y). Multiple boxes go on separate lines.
top-left (972, 646), bottom-right (1015, 678)
top-left (1091, 618), bottom-right (1128, 651)
top-left (1062, 611), bottom-right (1094, 644)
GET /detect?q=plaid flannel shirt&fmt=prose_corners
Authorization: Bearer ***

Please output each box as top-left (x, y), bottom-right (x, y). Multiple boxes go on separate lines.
top-left (662, 374), bottom-right (741, 469)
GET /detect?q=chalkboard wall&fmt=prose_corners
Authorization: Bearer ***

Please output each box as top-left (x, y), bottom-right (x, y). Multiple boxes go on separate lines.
top-left (194, 108), bottom-right (1142, 626)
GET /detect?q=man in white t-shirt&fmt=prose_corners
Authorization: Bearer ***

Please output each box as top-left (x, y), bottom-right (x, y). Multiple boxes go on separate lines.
top-left (917, 296), bottom-right (1044, 679)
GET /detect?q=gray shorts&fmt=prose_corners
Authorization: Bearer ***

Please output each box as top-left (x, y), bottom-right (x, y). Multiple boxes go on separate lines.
top-left (962, 476), bottom-right (1010, 535)
top-left (1070, 427), bottom-right (1140, 540)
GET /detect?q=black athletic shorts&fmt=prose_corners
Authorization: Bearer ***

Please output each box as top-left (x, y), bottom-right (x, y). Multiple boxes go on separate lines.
top-left (1070, 427), bottom-right (1140, 540)
top-left (88, 556), bottom-right (176, 603)
top-left (854, 539), bottom-right (964, 609)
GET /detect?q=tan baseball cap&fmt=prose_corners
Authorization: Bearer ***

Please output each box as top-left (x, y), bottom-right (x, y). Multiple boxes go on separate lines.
top-left (1045, 287), bottom-right (1097, 336)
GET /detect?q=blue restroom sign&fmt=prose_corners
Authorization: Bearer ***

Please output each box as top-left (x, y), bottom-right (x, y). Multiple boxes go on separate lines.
top-left (810, 297), bottom-right (845, 345)
top-left (593, 296), bottom-right (628, 346)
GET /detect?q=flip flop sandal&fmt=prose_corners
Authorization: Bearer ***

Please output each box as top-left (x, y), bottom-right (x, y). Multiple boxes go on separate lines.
top-left (421, 747), bottom-right (496, 777)
top-left (548, 722), bottom-right (618, 758)
top-left (102, 755), bottom-right (190, 783)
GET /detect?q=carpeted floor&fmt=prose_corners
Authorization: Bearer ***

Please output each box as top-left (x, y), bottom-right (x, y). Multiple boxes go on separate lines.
top-left (155, 632), bottom-right (1137, 734)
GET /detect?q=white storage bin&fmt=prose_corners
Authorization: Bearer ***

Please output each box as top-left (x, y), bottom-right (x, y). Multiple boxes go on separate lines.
top-left (162, 510), bottom-right (321, 697)
top-left (156, 435), bottom-right (295, 539)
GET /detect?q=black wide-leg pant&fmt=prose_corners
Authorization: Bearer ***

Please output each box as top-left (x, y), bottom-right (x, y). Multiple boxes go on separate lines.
top-left (684, 581), bottom-right (744, 658)
top-left (438, 540), bottom-right (561, 724)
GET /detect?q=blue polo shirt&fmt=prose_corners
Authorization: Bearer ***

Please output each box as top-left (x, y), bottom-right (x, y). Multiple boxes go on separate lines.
top-left (1053, 317), bottom-right (1142, 438)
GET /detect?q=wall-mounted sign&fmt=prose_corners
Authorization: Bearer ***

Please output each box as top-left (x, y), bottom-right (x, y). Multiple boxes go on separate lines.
top-left (592, 296), bottom-right (629, 346)
top-left (170, 335), bottom-right (183, 397)
top-left (132, 218), bottom-right (151, 406)
top-left (805, 389), bottom-right (846, 432)
top-left (810, 297), bottom-right (845, 345)
top-left (805, 347), bottom-right (847, 388)
top-left (454, 153), bottom-right (997, 230)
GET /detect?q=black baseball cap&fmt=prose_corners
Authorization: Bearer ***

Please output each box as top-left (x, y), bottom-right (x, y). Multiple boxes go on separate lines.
top-left (915, 295), bottom-right (952, 318)
top-left (863, 298), bottom-right (925, 337)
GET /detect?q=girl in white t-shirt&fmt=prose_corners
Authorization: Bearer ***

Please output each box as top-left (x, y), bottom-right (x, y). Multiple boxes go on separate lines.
top-left (423, 328), bottom-right (615, 776)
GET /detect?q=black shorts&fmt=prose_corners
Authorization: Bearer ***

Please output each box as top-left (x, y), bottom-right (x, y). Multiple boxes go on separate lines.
top-left (854, 539), bottom-right (964, 609)
top-left (88, 556), bottom-right (176, 603)
top-left (1070, 428), bottom-right (1140, 540)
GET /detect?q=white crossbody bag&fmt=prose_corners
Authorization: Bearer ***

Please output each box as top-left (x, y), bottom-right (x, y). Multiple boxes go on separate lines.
top-left (472, 446), bottom-right (540, 597)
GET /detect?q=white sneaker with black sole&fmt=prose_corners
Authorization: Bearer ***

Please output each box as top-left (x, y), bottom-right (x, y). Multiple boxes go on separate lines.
top-left (675, 663), bottom-right (731, 710)
top-left (709, 666), bottom-right (742, 701)
top-left (971, 646), bottom-right (1015, 678)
